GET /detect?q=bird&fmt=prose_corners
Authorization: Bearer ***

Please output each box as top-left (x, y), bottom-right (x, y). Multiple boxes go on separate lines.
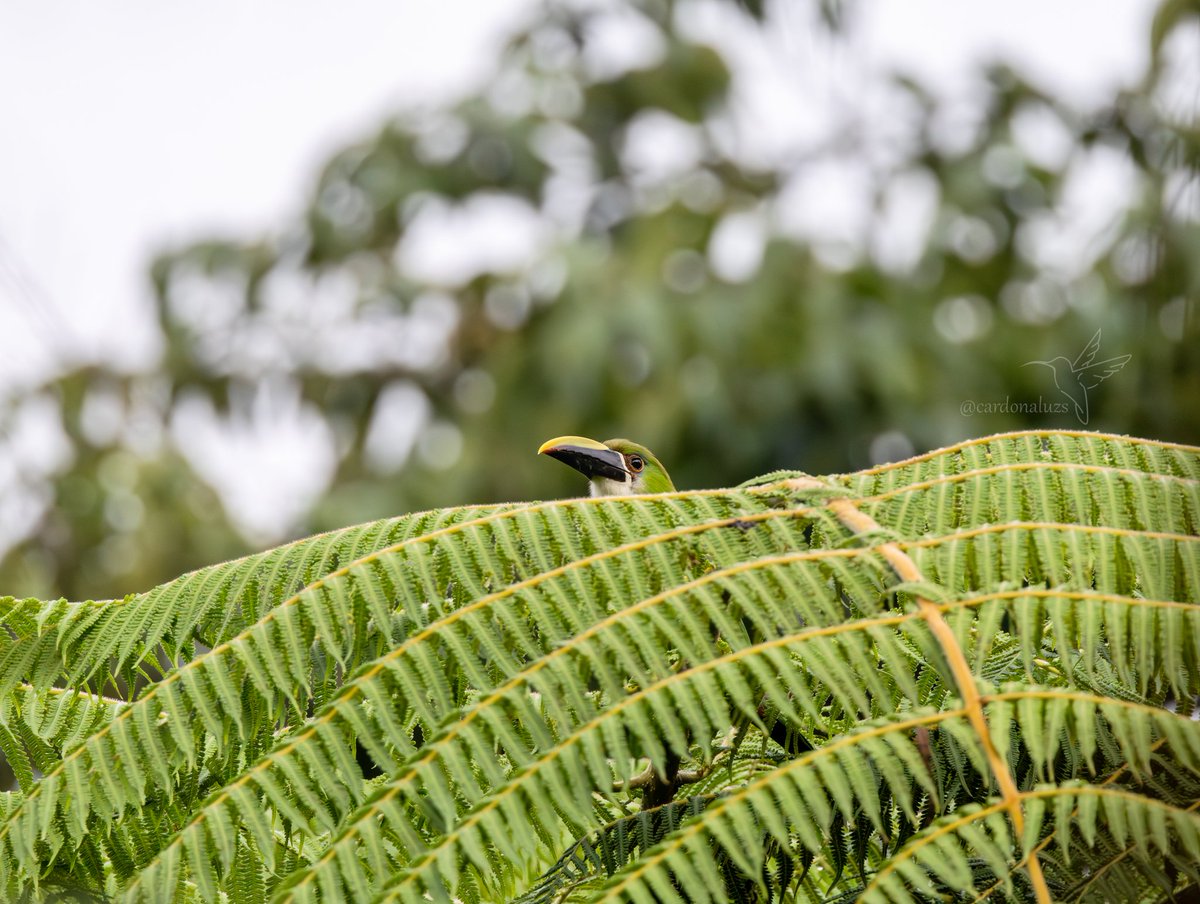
top-left (1023, 329), bottom-right (1130, 426)
top-left (538, 435), bottom-right (675, 495)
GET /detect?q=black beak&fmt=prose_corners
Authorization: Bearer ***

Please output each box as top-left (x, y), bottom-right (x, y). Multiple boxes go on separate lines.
top-left (539, 441), bottom-right (629, 483)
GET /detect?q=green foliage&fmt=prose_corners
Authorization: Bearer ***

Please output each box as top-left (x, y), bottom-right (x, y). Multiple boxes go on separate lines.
top-left (0, 429), bottom-right (1196, 902)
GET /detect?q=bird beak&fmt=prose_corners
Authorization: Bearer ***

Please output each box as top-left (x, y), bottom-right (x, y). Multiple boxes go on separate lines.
top-left (537, 435), bottom-right (629, 482)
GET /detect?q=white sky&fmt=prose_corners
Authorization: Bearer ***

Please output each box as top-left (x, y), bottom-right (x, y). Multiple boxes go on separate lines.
top-left (0, 0), bottom-right (1159, 542)
top-left (0, 0), bottom-right (536, 384)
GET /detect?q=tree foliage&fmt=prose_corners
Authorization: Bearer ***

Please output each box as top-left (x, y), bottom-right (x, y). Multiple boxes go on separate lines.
top-left (0, 0), bottom-right (1197, 601)
top-left (0, 430), bottom-right (1197, 902)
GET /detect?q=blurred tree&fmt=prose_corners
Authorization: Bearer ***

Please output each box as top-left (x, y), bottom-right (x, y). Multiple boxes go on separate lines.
top-left (1, 0), bottom-right (1197, 600)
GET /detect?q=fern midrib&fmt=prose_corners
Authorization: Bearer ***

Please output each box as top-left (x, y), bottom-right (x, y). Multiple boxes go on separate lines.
top-left (849, 430), bottom-right (1200, 479)
top-left (122, 499), bottom-right (816, 899)
top-left (7, 431), bottom-right (1198, 901)
top-left (297, 587), bottom-right (1192, 903)
top-left (974, 731), bottom-right (1178, 903)
top-left (351, 619), bottom-right (924, 902)
top-left (0, 487), bottom-right (758, 862)
top-left (814, 489), bottom-right (1051, 904)
top-left (132, 524), bottom-right (1198, 902)
top-left (1067, 795), bottom-right (1200, 899)
top-left (12, 519), bottom-right (1196, 843)
top-left (861, 785), bottom-right (1200, 898)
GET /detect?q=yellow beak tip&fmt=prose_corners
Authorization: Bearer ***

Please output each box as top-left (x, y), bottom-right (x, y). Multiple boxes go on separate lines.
top-left (537, 435), bottom-right (609, 456)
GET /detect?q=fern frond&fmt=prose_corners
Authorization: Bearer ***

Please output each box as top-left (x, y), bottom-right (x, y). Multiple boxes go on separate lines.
top-left (0, 430), bottom-right (1196, 903)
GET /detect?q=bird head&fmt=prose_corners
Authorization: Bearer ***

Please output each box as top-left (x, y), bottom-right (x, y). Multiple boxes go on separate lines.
top-left (537, 435), bottom-right (675, 496)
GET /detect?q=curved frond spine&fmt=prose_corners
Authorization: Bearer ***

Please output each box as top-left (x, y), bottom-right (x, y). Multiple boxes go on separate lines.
top-left (115, 493), bottom-right (821, 902)
top-left (594, 692), bottom-right (1200, 904)
top-left (861, 784), bottom-right (1200, 904)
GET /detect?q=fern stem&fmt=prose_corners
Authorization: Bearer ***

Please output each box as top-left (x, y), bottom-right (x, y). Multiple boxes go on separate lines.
top-left (849, 429), bottom-right (1200, 478)
top-left (813, 486), bottom-right (1053, 904)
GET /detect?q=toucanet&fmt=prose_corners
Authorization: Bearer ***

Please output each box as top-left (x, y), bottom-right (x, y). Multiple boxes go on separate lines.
top-left (537, 436), bottom-right (675, 496)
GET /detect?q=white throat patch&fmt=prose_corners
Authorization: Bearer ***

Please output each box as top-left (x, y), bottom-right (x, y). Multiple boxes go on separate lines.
top-left (589, 475), bottom-right (635, 497)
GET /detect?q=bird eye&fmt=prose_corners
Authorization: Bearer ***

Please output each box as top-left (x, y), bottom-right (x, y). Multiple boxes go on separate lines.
top-left (629, 456), bottom-right (644, 472)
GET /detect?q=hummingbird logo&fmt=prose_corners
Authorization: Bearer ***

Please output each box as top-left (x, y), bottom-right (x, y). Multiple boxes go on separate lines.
top-left (1023, 329), bottom-right (1130, 426)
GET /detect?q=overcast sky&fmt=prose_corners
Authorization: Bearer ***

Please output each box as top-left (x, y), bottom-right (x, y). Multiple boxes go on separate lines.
top-left (0, 0), bottom-right (536, 385)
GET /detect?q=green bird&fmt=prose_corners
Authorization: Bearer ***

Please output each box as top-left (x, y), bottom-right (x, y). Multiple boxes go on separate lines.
top-left (538, 435), bottom-right (675, 496)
